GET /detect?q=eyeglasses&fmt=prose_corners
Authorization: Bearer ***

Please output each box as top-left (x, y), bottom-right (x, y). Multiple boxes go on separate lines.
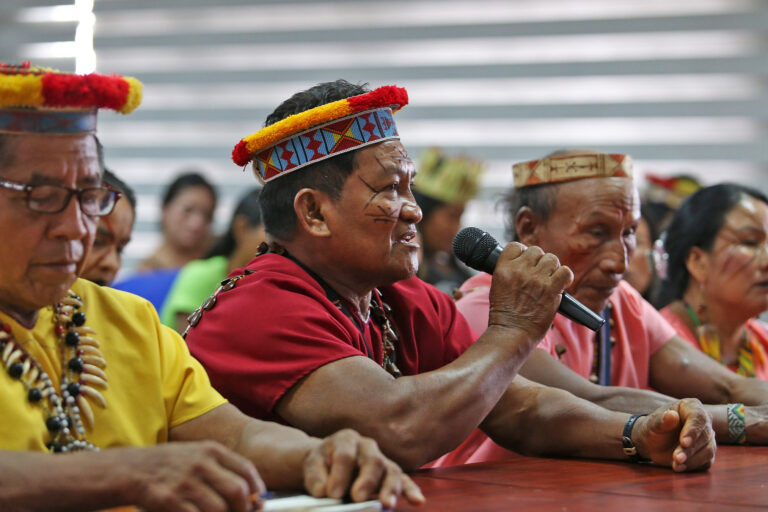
top-left (0, 178), bottom-right (119, 217)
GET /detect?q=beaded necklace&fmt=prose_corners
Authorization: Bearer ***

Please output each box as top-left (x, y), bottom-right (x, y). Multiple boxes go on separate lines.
top-left (368, 291), bottom-right (402, 378)
top-left (0, 290), bottom-right (107, 452)
top-left (684, 302), bottom-right (766, 378)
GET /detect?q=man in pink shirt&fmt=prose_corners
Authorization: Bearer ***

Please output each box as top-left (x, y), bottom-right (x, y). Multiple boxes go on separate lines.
top-left (454, 151), bottom-right (768, 461)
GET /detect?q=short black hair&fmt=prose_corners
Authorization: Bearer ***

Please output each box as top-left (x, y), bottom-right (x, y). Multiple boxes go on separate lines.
top-left (162, 171), bottom-right (217, 209)
top-left (258, 79), bottom-right (369, 240)
top-left (103, 168), bottom-right (137, 212)
top-left (655, 182), bottom-right (768, 308)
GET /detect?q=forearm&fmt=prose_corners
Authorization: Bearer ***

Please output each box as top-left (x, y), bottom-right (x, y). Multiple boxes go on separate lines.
top-left (704, 404), bottom-right (736, 444)
top-left (279, 324), bottom-right (542, 469)
top-left (669, 372), bottom-right (768, 406)
top-left (170, 403), bottom-right (314, 490)
top-left (650, 337), bottom-right (768, 405)
top-left (520, 349), bottom-right (676, 414)
top-left (384, 324), bottom-right (552, 463)
top-left (590, 386), bottom-right (676, 413)
top-left (0, 450), bottom-right (134, 511)
top-left (233, 419), bottom-right (317, 490)
top-left (707, 402), bottom-right (768, 445)
top-left (481, 378), bottom-right (631, 460)
top-left (727, 377), bottom-right (768, 406)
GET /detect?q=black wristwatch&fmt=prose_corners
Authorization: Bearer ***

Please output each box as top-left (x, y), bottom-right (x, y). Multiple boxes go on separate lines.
top-left (622, 414), bottom-right (650, 463)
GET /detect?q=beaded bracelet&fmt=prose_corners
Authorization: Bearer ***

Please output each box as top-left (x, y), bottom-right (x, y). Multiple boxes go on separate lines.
top-left (726, 403), bottom-right (747, 444)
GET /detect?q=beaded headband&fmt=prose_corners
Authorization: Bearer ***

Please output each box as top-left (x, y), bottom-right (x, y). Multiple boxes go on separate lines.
top-left (0, 62), bottom-right (142, 134)
top-left (513, 152), bottom-right (633, 189)
top-left (232, 85), bottom-right (408, 183)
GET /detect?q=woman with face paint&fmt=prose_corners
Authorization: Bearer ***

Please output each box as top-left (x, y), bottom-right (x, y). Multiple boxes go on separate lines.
top-left (656, 183), bottom-right (768, 380)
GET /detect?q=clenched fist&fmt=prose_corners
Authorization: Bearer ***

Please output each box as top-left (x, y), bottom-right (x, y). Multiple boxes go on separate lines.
top-left (489, 242), bottom-right (573, 341)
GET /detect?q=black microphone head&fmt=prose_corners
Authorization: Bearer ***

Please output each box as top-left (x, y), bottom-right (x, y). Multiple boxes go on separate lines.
top-left (453, 227), bottom-right (500, 269)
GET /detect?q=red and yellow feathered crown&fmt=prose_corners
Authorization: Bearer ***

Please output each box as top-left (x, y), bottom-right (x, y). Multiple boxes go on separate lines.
top-left (0, 62), bottom-right (142, 134)
top-left (232, 85), bottom-right (408, 183)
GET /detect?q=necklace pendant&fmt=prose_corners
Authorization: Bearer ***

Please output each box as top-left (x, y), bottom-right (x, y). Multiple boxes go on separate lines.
top-left (369, 291), bottom-right (402, 378)
top-left (384, 360), bottom-right (402, 378)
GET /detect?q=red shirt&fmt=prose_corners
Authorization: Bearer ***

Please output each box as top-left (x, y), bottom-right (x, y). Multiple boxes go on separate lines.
top-left (185, 253), bottom-right (477, 424)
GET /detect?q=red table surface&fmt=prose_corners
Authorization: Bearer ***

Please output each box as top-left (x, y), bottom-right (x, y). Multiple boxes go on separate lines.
top-left (397, 445), bottom-right (768, 511)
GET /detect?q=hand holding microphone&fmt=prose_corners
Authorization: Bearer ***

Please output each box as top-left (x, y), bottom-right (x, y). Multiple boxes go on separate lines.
top-left (453, 227), bottom-right (605, 332)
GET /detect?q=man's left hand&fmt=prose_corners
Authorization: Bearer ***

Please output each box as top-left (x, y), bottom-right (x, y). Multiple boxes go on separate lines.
top-left (633, 398), bottom-right (716, 472)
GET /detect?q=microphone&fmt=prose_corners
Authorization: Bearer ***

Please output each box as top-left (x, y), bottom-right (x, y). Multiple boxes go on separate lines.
top-left (453, 227), bottom-right (605, 331)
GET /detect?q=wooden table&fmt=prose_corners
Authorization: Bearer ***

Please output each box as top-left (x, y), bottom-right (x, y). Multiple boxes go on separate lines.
top-left (398, 446), bottom-right (768, 511)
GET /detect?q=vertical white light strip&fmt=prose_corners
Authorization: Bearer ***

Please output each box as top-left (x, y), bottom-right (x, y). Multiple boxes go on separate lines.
top-left (74, 0), bottom-right (96, 73)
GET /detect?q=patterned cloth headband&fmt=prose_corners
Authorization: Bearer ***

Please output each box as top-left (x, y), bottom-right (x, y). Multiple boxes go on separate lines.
top-left (232, 85), bottom-right (408, 183)
top-left (513, 152), bottom-right (633, 189)
top-left (0, 62), bottom-right (142, 134)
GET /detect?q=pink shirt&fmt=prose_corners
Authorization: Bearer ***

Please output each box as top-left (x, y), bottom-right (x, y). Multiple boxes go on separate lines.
top-left (660, 307), bottom-right (768, 381)
top-left (456, 274), bottom-right (675, 388)
top-left (437, 274), bottom-right (677, 468)
top-left (658, 308), bottom-right (702, 347)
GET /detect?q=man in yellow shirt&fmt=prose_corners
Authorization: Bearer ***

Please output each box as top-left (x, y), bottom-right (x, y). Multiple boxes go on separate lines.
top-left (0, 63), bottom-right (422, 511)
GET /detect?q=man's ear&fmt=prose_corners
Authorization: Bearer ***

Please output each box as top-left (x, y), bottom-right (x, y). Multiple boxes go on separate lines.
top-left (515, 206), bottom-right (541, 246)
top-left (294, 188), bottom-right (332, 237)
top-left (685, 246), bottom-right (710, 285)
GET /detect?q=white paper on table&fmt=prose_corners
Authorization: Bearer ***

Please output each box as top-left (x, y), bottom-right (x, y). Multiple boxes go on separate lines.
top-left (262, 494), bottom-right (382, 512)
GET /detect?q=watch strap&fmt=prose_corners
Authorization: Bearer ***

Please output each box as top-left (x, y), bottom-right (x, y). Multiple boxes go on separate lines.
top-left (622, 414), bottom-right (650, 463)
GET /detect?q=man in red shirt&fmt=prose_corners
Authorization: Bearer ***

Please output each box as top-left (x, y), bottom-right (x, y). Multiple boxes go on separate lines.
top-left (186, 80), bottom-right (716, 472)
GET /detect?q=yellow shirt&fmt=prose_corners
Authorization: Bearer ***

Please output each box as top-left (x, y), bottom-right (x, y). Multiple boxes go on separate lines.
top-left (0, 278), bottom-right (226, 451)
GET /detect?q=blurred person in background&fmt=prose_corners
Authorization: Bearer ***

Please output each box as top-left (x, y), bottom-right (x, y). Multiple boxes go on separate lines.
top-left (623, 174), bottom-right (701, 300)
top-left (80, 168), bottom-right (136, 287)
top-left (642, 173), bottom-right (701, 235)
top-left (137, 171), bottom-right (217, 272)
top-left (412, 148), bottom-right (483, 295)
top-left (161, 188), bottom-right (266, 332)
top-left (114, 172), bottom-right (217, 311)
top-left (657, 183), bottom-right (768, 381)
top-left (622, 207), bottom-right (655, 299)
